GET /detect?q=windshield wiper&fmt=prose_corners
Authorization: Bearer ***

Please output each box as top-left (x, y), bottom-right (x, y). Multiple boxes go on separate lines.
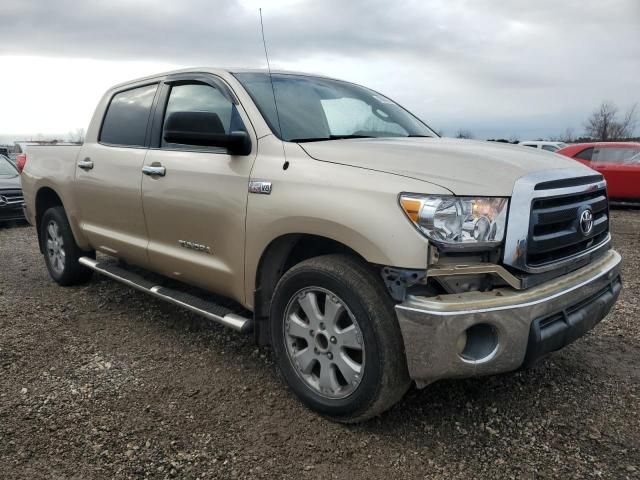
top-left (290, 135), bottom-right (375, 143)
top-left (406, 134), bottom-right (432, 138)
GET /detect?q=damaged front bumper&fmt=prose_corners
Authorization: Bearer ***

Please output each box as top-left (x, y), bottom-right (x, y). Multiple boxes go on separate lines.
top-left (395, 250), bottom-right (622, 387)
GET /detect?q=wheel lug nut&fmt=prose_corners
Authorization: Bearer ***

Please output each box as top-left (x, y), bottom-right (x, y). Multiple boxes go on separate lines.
top-left (327, 352), bottom-right (333, 360)
top-left (319, 322), bottom-right (325, 330)
top-left (314, 348), bottom-right (319, 354)
top-left (309, 330), bottom-right (314, 337)
top-left (330, 336), bottom-right (337, 344)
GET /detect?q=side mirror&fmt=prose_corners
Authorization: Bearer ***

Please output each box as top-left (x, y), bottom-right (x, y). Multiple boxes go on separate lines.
top-left (163, 111), bottom-right (251, 155)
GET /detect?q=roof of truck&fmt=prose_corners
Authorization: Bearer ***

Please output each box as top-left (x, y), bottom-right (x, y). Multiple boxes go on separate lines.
top-left (110, 67), bottom-right (339, 90)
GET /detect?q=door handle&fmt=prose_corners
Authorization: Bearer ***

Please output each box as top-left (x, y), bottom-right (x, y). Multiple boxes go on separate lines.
top-left (142, 165), bottom-right (166, 177)
top-left (77, 158), bottom-right (94, 170)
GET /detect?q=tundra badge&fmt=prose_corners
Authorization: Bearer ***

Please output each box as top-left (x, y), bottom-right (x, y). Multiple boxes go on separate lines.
top-left (178, 240), bottom-right (212, 254)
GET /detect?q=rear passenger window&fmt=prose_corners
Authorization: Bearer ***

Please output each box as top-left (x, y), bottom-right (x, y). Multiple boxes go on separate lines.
top-left (541, 145), bottom-right (558, 152)
top-left (100, 84), bottom-right (158, 147)
top-left (575, 147), bottom-right (594, 161)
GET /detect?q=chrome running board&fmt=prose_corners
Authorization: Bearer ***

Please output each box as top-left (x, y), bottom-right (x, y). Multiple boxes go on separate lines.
top-left (78, 257), bottom-right (253, 333)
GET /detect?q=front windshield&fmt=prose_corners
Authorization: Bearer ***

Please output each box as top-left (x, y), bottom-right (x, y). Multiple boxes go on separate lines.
top-left (0, 155), bottom-right (18, 177)
top-left (234, 72), bottom-right (435, 142)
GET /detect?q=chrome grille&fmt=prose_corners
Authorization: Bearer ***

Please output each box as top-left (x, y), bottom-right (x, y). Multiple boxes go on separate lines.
top-left (527, 186), bottom-right (609, 267)
top-left (0, 189), bottom-right (24, 206)
top-left (503, 168), bottom-right (611, 274)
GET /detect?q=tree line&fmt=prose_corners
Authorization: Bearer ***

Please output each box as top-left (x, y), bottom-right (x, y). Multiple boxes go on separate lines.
top-left (454, 101), bottom-right (639, 143)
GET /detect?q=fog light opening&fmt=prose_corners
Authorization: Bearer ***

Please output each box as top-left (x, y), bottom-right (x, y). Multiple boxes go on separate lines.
top-left (456, 330), bottom-right (468, 355)
top-left (459, 323), bottom-right (499, 363)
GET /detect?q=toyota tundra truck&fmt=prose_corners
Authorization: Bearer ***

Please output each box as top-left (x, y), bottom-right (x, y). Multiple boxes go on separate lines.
top-left (19, 68), bottom-right (622, 422)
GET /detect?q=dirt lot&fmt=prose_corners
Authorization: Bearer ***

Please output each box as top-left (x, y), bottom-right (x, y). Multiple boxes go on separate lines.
top-left (1, 210), bottom-right (639, 480)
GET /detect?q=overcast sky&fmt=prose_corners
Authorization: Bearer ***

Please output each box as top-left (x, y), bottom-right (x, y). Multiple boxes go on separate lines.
top-left (0, 0), bottom-right (638, 142)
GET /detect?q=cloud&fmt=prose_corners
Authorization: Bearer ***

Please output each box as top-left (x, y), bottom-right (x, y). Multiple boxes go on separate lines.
top-left (0, 0), bottom-right (638, 138)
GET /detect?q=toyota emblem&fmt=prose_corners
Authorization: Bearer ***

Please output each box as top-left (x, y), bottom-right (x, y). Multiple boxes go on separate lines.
top-left (579, 208), bottom-right (594, 236)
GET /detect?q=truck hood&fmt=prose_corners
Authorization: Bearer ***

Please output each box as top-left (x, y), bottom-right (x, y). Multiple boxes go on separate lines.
top-left (299, 137), bottom-right (593, 196)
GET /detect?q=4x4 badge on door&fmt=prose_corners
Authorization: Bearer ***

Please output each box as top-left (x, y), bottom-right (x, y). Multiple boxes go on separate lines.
top-left (248, 181), bottom-right (272, 195)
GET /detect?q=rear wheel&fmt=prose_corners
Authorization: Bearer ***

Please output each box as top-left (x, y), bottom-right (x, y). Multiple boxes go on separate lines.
top-left (41, 206), bottom-right (94, 286)
top-left (270, 254), bottom-right (410, 423)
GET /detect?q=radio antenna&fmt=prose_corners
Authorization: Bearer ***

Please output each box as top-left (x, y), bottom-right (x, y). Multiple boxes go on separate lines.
top-left (259, 8), bottom-right (285, 143)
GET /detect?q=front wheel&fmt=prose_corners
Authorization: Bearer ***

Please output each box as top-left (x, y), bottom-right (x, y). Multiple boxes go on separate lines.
top-left (40, 206), bottom-right (94, 286)
top-left (270, 254), bottom-right (410, 423)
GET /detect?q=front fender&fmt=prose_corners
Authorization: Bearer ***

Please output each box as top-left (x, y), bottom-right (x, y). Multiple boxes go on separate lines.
top-left (243, 140), bottom-right (450, 308)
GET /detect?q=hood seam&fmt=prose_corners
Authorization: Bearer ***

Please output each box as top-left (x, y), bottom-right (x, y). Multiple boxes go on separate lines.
top-left (298, 144), bottom-right (455, 195)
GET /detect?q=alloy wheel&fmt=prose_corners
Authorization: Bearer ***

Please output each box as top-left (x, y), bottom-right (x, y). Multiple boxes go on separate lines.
top-left (283, 287), bottom-right (365, 399)
top-left (45, 220), bottom-right (65, 274)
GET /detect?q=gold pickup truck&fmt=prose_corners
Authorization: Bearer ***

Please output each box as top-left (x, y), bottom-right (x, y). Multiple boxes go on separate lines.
top-left (20, 68), bottom-right (621, 422)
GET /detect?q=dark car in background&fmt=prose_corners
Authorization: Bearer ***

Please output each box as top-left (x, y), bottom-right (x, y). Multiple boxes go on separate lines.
top-left (0, 154), bottom-right (25, 223)
top-left (557, 142), bottom-right (640, 203)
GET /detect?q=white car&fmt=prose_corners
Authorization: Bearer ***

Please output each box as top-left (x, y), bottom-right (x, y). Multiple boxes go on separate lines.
top-left (519, 141), bottom-right (567, 152)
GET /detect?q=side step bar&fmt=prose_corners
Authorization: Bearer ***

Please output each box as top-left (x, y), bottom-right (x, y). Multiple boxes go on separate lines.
top-left (79, 257), bottom-right (253, 333)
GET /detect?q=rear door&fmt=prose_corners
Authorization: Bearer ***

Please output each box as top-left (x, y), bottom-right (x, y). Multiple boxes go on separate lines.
top-left (74, 82), bottom-right (159, 267)
top-left (592, 146), bottom-right (640, 200)
top-left (140, 74), bottom-right (257, 302)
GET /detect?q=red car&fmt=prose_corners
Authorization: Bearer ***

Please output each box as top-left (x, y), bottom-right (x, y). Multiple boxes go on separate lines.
top-left (557, 142), bottom-right (640, 203)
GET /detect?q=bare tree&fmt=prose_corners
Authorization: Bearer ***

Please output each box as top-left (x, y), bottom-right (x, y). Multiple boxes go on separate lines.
top-left (615, 103), bottom-right (638, 138)
top-left (455, 129), bottom-right (474, 139)
top-left (550, 127), bottom-right (576, 143)
top-left (561, 127), bottom-right (576, 143)
top-left (584, 102), bottom-right (638, 141)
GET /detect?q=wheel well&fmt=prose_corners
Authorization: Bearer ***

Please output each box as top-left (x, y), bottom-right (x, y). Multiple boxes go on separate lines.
top-left (35, 187), bottom-right (63, 252)
top-left (253, 234), bottom-right (370, 345)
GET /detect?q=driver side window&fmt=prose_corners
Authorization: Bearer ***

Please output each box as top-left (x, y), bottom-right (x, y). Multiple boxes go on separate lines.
top-left (320, 98), bottom-right (408, 137)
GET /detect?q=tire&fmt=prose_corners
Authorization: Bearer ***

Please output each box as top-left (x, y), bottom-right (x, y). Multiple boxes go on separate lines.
top-left (270, 254), bottom-right (410, 423)
top-left (40, 206), bottom-right (94, 286)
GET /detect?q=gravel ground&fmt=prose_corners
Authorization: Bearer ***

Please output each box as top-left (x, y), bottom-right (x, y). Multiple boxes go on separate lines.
top-left (1, 210), bottom-right (639, 480)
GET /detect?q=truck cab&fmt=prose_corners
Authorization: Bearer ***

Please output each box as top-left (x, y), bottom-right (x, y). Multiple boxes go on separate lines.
top-left (20, 68), bottom-right (622, 422)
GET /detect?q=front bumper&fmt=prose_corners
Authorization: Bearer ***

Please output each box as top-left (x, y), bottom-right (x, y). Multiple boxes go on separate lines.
top-left (395, 250), bottom-right (622, 387)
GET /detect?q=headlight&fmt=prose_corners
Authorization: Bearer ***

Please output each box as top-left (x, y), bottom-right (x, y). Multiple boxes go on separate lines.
top-left (399, 194), bottom-right (509, 247)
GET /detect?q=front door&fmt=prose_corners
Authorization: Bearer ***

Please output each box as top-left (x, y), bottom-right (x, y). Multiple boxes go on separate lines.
top-left (75, 83), bottom-right (159, 267)
top-left (141, 76), bottom-right (257, 302)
